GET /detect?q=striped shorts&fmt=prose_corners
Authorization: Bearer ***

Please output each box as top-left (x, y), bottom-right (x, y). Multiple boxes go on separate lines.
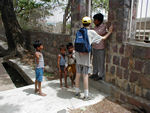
top-left (76, 64), bottom-right (89, 75)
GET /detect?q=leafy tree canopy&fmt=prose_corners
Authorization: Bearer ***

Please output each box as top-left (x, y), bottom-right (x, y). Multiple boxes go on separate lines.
top-left (92, 0), bottom-right (109, 12)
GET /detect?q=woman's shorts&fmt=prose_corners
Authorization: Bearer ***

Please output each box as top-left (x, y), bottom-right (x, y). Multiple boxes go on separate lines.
top-left (35, 68), bottom-right (43, 82)
top-left (76, 64), bottom-right (89, 75)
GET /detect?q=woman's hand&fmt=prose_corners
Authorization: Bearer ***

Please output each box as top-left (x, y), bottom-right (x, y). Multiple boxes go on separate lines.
top-left (108, 25), bottom-right (113, 33)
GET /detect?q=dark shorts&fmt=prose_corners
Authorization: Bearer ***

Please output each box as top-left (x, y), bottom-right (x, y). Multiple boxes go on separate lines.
top-left (60, 65), bottom-right (65, 72)
top-left (35, 68), bottom-right (43, 82)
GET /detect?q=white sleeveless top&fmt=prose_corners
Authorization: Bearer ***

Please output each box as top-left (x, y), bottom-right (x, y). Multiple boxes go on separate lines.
top-left (36, 52), bottom-right (44, 68)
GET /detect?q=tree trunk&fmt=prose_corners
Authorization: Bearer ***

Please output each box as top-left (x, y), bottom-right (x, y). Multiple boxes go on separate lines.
top-left (62, 0), bottom-right (71, 34)
top-left (86, 0), bottom-right (92, 17)
top-left (62, 14), bottom-right (67, 34)
top-left (0, 0), bottom-right (25, 55)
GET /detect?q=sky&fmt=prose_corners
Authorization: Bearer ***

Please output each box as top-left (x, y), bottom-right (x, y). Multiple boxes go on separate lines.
top-left (46, 7), bottom-right (64, 24)
top-left (137, 0), bottom-right (150, 18)
top-left (36, 0), bottom-right (66, 24)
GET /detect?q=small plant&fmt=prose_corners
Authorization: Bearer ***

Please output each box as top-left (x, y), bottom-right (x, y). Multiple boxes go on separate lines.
top-left (44, 72), bottom-right (55, 77)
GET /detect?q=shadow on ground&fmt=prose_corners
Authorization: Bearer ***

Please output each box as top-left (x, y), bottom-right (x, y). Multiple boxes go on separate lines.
top-left (0, 103), bottom-right (21, 113)
top-left (48, 82), bottom-right (74, 99)
top-left (23, 88), bottom-right (35, 95)
top-left (47, 81), bottom-right (106, 101)
top-left (0, 96), bottom-right (3, 100)
top-left (57, 109), bottom-right (67, 113)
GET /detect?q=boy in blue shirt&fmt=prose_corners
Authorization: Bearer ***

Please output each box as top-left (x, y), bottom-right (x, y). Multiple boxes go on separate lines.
top-left (57, 45), bottom-right (68, 88)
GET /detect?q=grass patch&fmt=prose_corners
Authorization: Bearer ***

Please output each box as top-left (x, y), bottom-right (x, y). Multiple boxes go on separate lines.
top-left (44, 72), bottom-right (55, 77)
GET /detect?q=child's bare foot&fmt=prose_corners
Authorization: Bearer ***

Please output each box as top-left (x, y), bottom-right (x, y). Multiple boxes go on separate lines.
top-left (35, 89), bottom-right (39, 93)
top-left (39, 92), bottom-right (47, 96)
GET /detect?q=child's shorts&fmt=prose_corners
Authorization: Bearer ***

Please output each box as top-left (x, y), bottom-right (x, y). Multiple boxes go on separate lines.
top-left (60, 65), bottom-right (65, 72)
top-left (76, 64), bottom-right (89, 75)
top-left (35, 68), bottom-right (43, 82)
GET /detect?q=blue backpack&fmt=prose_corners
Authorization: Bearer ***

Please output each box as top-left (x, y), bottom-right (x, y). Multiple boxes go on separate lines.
top-left (74, 28), bottom-right (91, 53)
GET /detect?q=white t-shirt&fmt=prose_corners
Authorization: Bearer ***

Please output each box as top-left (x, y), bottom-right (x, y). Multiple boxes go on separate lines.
top-left (75, 29), bottom-right (103, 67)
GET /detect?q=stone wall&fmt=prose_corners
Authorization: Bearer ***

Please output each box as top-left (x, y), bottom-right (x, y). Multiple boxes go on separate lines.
top-left (23, 31), bottom-right (71, 73)
top-left (106, 0), bottom-right (150, 111)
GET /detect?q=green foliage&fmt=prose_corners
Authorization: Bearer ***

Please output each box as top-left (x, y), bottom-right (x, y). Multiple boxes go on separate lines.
top-left (92, 0), bottom-right (109, 12)
top-left (13, 0), bottom-right (109, 31)
top-left (13, 0), bottom-right (68, 30)
top-left (44, 72), bottom-right (55, 77)
top-left (66, 23), bottom-right (71, 29)
top-left (41, 0), bottom-right (68, 11)
top-left (14, 0), bottom-right (51, 21)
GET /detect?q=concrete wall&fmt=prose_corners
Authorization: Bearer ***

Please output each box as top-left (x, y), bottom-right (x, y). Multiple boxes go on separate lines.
top-left (106, 0), bottom-right (150, 111)
top-left (23, 31), bottom-right (71, 74)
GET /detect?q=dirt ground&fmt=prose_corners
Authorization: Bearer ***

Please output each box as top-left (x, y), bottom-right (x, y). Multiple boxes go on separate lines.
top-left (69, 98), bottom-right (134, 113)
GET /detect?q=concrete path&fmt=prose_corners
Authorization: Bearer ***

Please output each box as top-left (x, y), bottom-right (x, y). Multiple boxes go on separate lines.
top-left (0, 59), bottom-right (16, 91)
top-left (0, 80), bottom-right (107, 113)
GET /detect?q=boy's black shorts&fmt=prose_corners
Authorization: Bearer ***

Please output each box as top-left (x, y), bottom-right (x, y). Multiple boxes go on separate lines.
top-left (60, 65), bottom-right (65, 72)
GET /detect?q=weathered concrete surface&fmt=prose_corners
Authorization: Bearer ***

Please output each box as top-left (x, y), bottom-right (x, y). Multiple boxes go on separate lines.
top-left (0, 80), bottom-right (107, 113)
top-left (0, 59), bottom-right (16, 91)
